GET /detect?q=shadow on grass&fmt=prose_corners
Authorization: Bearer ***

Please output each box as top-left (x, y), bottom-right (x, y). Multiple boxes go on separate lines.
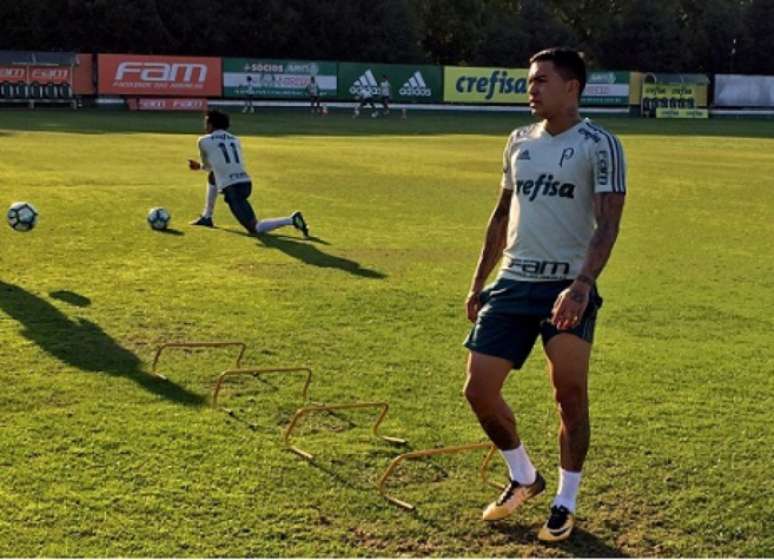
top-left (490, 523), bottom-right (629, 557)
top-left (222, 228), bottom-right (385, 279)
top-left (158, 227), bottom-right (184, 236)
top-left (0, 281), bottom-right (205, 407)
top-left (49, 290), bottom-right (91, 307)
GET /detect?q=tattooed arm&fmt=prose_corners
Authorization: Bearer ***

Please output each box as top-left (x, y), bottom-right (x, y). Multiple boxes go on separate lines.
top-left (551, 192), bottom-right (626, 330)
top-left (466, 188), bottom-right (513, 322)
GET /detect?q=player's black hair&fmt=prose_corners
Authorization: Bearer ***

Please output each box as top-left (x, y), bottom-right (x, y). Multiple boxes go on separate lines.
top-left (529, 47), bottom-right (586, 98)
top-left (206, 110), bottom-right (230, 130)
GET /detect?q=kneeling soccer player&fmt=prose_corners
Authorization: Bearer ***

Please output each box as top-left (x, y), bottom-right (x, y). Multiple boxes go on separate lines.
top-left (463, 48), bottom-right (627, 542)
top-left (188, 110), bottom-right (309, 237)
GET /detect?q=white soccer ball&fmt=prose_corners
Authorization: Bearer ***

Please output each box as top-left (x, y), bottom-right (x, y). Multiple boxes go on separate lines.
top-left (147, 207), bottom-right (171, 231)
top-left (7, 201), bottom-right (38, 232)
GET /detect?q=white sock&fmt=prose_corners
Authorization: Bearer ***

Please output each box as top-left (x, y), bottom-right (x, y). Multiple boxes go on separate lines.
top-left (202, 181), bottom-right (218, 218)
top-left (500, 443), bottom-right (537, 485)
top-left (254, 217), bottom-right (293, 234)
top-left (553, 468), bottom-right (582, 513)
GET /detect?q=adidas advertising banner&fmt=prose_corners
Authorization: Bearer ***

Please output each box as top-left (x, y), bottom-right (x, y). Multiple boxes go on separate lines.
top-left (581, 71), bottom-right (630, 106)
top-left (337, 63), bottom-right (442, 102)
top-left (223, 58), bottom-right (337, 99)
top-left (443, 66), bottom-right (529, 104)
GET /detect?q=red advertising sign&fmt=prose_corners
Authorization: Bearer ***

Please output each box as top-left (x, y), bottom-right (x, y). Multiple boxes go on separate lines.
top-left (29, 66), bottom-right (71, 83)
top-left (98, 54), bottom-right (221, 96)
top-left (0, 66), bottom-right (72, 84)
top-left (0, 66), bottom-right (27, 81)
top-left (128, 97), bottom-right (208, 111)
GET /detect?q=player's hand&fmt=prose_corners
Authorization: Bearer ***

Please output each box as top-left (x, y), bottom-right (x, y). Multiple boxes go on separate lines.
top-left (551, 283), bottom-right (590, 330)
top-left (188, 159), bottom-right (201, 170)
top-left (466, 289), bottom-right (483, 323)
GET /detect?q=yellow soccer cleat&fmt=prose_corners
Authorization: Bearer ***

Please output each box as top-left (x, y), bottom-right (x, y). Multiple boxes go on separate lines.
top-left (538, 505), bottom-right (576, 542)
top-left (482, 471), bottom-right (545, 522)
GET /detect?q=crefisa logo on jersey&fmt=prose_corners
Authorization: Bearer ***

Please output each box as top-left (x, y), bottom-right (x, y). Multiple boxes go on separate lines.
top-left (516, 173), bottom-right (576, 201)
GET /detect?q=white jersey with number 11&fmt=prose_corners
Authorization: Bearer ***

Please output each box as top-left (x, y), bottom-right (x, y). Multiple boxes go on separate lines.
top-left (198, 130), bottom-right (251, 190)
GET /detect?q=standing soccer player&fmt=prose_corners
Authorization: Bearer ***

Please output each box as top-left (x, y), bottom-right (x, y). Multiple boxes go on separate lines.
top-left (243, 75), bottom-right (255, 114)
top-left (307, 76), bottom-right (321, 114)
top-left (463, 48), bottom-right (626, 542)
top-left (188, 110), bottom-right (309, 237)
top-left (379, 74), bottom-right (391, 115)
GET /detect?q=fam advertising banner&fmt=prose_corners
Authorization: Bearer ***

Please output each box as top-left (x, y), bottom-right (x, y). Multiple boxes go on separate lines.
top-left (581, 71), bottom-right (630, 106)
top-left (338, 63), bottom-right (442, 103)
top-left (642, 83), bottom-right (704, 113)
top-left (223, 58), bottom-right (337, 99)
top-left (443, 66), bottom-right (529, 104)
top-left (98, 54), bottom-right (221, 96)
top-left (714, 74), bottom-right (774, 107)
top-left (0, 66), bottom-right (71, 84)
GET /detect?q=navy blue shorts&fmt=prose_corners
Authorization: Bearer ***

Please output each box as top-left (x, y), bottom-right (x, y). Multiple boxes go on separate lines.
top-left (464, 278), bottom-right (603, 369)
top-left (222, 181), bottom-right (256, 231)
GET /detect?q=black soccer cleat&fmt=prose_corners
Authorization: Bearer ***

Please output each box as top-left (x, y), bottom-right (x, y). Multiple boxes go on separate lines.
top-left (538, 505), bottom-right (576, 542)
top-left (291, 211), bottom-right (309, 238)
top-left (190, 216), bottom-right (214, 227)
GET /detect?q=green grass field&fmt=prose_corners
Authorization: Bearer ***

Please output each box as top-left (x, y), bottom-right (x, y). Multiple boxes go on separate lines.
top-left (0, 108), bottom-right (771, 557)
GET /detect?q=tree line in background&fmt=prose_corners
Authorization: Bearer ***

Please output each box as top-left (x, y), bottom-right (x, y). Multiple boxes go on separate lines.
top-left (1, 0), bottom-right (772, 74)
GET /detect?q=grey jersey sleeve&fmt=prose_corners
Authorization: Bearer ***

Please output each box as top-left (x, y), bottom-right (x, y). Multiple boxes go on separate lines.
top-left (500, 133), bottom-right (515, 191)
top-left (591, 131), bottom-right (627, 194)
top-left (198, 138), bottom-right (212, 171)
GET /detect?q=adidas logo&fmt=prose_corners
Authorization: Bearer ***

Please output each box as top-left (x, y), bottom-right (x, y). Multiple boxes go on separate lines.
top-left (399, 71), bottom-right (432, 97)
top-left (349, 69), bottom-right (379, 96)
top-left (517, 149), bottom-right (531, 160)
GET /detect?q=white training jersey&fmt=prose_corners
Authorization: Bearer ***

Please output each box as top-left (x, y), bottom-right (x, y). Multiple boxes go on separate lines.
top-left (198, 130), bottom-right (251, 190)
top-left (380, 80), bottom-right (391, 97)
top-left (360, 85), bottom-right (372, 99)
top-left (308, 81), bottom-right (319, 96)
top-left (499, 118), bottom-right (627, 282)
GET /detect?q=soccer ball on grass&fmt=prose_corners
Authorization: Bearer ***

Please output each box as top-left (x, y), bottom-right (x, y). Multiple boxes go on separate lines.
top-left (147, 207), bottom-right (171, 231)
top-left (7, 202), bottom-right (38, 232)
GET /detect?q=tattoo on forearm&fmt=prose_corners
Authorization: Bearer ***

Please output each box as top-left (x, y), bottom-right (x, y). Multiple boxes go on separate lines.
top-left (580, 193), bottom-right (625, 281)
top-left (473, 190), bottom-right (512, 283)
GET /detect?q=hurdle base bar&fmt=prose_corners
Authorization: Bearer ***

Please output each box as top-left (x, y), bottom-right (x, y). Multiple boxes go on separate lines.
top-left (212, 366), bottom-right (313, 407)
top-left (150, 341), bottom-right (247, 379)
top-left (378, 442), bottom-right (500, 511)
top-left (283, 401), bottom-right (407, 460)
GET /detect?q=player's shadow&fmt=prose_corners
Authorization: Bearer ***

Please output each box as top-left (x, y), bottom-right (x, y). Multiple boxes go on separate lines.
top-left (0, 281), bottom-right (205, 407)
top-left (223, 229), bottom-right (385, 279)
top-left (259, 234), bottom-right (385, 279)
top-left (490, 523), bottom-right (629, 557)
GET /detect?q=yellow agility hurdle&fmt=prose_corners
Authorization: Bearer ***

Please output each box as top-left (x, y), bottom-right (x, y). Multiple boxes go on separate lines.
top-left (283, 401), bottom-right (407, 460)
top-left (150, 340), bottom-right (247, 380)
top-left (377, 442), bottom-right (502, 510)
top-left (212, 366), bottom-right (314, 407)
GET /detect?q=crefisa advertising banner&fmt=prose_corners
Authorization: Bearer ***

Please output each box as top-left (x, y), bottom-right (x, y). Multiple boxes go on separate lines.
top-left (443, 66), bottom-right (529, 104)
top-left (338, 63), bottom-right (442, 102)
top-left (223, 59), bottom-right (337, 99)
top-left (98, 54), bottom-right (222, 96)
top-left (581, 71), bottom-right (630, 106)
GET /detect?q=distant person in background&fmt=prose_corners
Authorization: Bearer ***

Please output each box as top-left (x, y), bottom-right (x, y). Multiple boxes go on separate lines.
top-left (379, 75), bottom-right (391, 115)
top-left (243, 75), bottom-right (255, 114)
top-left (354, 83), bottom-right (377, 118)
top-left (307, 76), bottom-right (322, 114)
